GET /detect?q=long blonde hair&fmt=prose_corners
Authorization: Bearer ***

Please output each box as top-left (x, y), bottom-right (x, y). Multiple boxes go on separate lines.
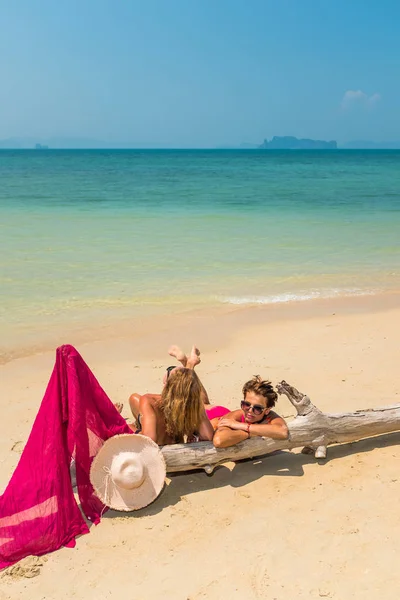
top-left (160, 368), bottom-right (204, 443)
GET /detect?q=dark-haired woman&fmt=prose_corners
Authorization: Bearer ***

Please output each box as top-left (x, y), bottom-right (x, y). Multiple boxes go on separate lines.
top-left (212, 376), bottom-right (289, 448)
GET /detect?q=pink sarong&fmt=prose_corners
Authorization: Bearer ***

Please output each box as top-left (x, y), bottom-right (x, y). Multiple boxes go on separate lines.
top-left (0, 344), bottom-right (132, 570)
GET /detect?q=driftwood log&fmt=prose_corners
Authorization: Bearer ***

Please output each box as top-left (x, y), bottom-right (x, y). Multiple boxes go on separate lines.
top-left (161, 380), bottom-right (400, 473)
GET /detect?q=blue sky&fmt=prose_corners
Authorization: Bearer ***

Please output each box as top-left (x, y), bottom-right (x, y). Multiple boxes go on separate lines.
top-left (1, 0), bottom-right (399, 146)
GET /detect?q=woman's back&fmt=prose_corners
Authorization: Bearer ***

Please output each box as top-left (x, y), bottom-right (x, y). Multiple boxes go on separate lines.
top-left (138, 394), bottom-right (176, 445)
top-left (138, 369), bottom-right (214, 445)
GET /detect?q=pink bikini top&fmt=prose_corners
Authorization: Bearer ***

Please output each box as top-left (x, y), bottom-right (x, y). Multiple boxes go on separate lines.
top-left (205, 405), bottom-right (230, 420)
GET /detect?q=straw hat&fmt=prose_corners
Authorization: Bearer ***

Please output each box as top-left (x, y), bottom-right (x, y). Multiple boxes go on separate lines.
top-left (90, 434), bottom-right (166, 511)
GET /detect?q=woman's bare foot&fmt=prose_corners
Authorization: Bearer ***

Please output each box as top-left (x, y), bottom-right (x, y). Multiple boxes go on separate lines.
top-left (168, 345), bottom-right (188, 366)
top-left (114, 402), bottom-right (123, 414)
top-left (187, 345), bottom-right (201, 369)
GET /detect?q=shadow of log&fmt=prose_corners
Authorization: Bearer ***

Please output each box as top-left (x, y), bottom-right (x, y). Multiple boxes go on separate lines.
top-left (316, 430), bottom-right (400, 463)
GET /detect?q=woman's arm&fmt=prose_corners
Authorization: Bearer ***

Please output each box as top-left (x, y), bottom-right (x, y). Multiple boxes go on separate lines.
top-left (197, 411), bottom-right (214, 441)
top-left (213, 411), bottom-right (289, 448)
top-left (138, 396), bottom-right (158, 443)
top-left (212, 410), bottom-right (247, 448)
top-left (246, 416), bottom-right (288, 440)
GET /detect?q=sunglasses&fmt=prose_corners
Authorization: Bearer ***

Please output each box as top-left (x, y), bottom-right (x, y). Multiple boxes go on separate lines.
top-left (241, 400), bottom-right (266, 416)
top-left (166, 365), bottom-right (176, 379)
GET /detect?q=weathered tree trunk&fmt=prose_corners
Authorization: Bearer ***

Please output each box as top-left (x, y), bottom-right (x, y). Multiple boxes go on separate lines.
top-left (161, 381), bottom-right (400, 473)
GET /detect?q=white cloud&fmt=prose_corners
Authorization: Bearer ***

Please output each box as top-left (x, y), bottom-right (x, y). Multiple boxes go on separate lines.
top-left (341, 90), bottom-right (381, 110)
top-left (368, 92), bottom-right (381, 106)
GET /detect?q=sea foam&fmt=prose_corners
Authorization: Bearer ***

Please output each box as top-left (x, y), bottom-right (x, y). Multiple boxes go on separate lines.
top-left (220, 288), bottom-right (378, 305)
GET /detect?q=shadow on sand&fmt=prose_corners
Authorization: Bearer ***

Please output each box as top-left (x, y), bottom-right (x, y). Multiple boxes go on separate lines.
top-left (102, 430), bottom-right (400, 519)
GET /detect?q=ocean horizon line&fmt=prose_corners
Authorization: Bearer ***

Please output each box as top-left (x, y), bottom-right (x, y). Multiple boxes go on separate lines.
top-left (1, 147), bottom-right (400, 152)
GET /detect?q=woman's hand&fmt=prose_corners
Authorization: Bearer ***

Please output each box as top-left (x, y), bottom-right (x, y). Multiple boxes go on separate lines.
top-left (218, 416), bottom-right (243, 430)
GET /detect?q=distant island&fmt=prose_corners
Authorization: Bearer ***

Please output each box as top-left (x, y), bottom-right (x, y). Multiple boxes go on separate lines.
top-left (259, 136), bottom-right (337, 150)
top-left (0, 136), bottom-right (399, 150)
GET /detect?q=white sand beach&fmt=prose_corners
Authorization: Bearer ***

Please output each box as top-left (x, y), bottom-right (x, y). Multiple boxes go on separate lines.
top-left (1, 294), bottom-right (400, 599)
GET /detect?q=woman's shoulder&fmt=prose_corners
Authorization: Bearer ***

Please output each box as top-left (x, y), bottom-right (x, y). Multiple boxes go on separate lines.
top-left (140, 394), bottom-right (162, 410)
top-left (228, 409), bottom-right (244, 420)
top-left (266, 410), bottom-right (283, 422)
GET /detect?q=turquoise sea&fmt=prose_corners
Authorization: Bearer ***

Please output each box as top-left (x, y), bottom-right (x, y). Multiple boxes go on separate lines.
top-left (1, 149), bottom-right (400, 359)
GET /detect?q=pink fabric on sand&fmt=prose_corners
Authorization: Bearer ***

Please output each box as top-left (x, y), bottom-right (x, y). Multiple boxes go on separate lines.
top-left (0, 344), bottom-right (132, 570)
